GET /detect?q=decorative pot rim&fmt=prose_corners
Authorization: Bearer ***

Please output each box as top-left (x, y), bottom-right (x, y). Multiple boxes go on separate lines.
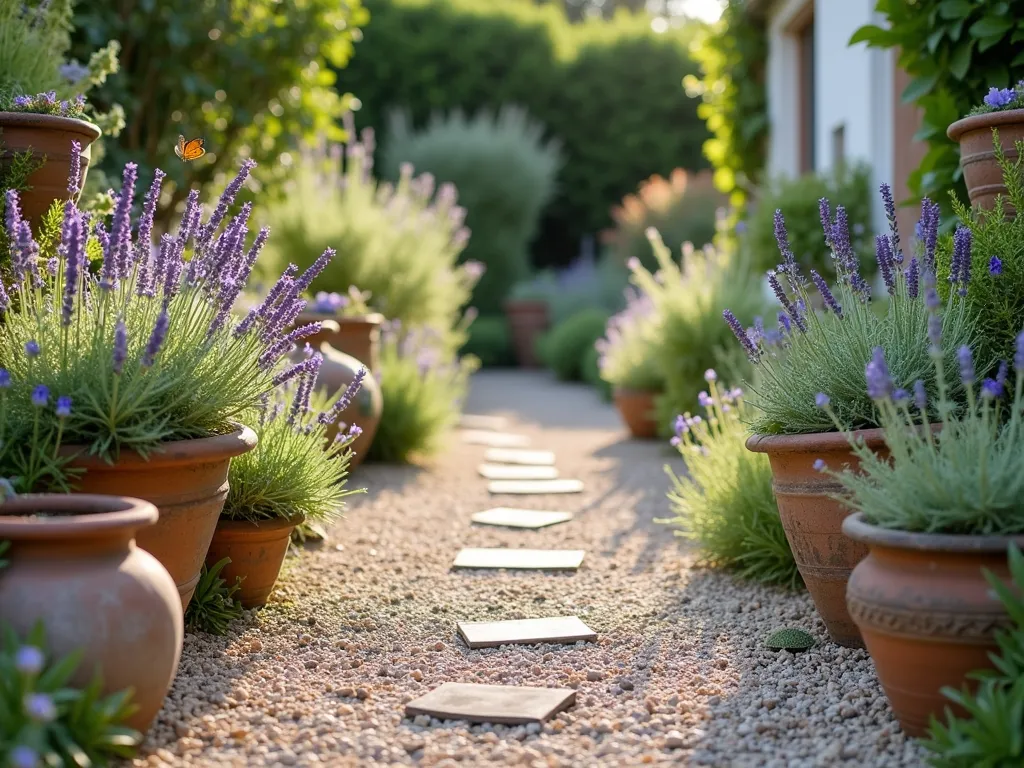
top-left (843, 512), bottom-right (1024, 553)
top-left (503, 298), bottom-right (549, 311)
top-left (948, 108), bottom-right (1024, 141)
top-left (746, 427), bottom-right (888, 454)
top-left (0, 111), bottom-right (102, 141)
top-left (0, 494), bottom-right (157, 538)
top-left (216, 514), bottom-right (306, 534)
top-left (60, 424), bottom-right (257, 469)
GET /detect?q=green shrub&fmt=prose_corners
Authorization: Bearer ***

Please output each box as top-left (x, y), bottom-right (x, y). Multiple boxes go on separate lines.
top-left (582, 344), bottom-right (612, 401)
top-left (660, 374), bottom-right (800, 589)
top-left (383, 106), bottom-right (562, 314)
top-left (743, 164), bottom-right (873, 277)
top-left (596, 286), bottom-right (665, 393)
top-left (603, 169), bottom-right (725, 273)
top-left (508, 254), bottom-right (629, 325)
top-left (258, 130), bottom-right (478, 337)
top-left (338, 0), bottom-right (708, 267)
top-left (461, 315), bottom-right (514, 368)
top-left (537, 308), bottom-right (610, 382)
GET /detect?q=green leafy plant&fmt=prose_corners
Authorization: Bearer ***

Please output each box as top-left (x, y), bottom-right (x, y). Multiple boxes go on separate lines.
top-left (923, 544), bottom-right (1024, 766)
top-left (0, 622), bottom-right (140, 767)
top-left (727, 191), bottom-right (978, 436)
top-left (383, 106), bottom-right (562, 314)
top-left (765, 628), bottom-right (815, 652)
top-left (596, 286), bottom-right (664, 393)
top-left (367, 324), bottom-right (479, 464)
top-left (537, 308), bottom-right (610, 382)
top-left (185, 558), bottom-right (244, 636)
top-left (744, 164), bottom-right (874, 277)
top-left (850, 1), bottom-right (1024, 214)
top-left (460, 315), bottom-right (514, 368)
top-left (660, 371), bottom-right (800, 588)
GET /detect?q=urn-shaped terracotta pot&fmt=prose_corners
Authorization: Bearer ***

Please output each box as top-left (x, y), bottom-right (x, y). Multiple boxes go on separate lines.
top-left (948, 109), bottom-right (1024, 213)
top-left (0, 112), bottom-right (101, 229)
top-left (843, 514), bottom-right (1023, 737)
top-left (205, 516), bottom-right (302, 607)
top-left (298, 312), bottom-right (384, 374)
top-left (0, 494), bottom-right (183, 733)
top-left (63, 426), bottom-right (258, 611)
top-left (504, 299), bottom-right (550, 368)
top-left (613, 388), bottom-right (660, 439)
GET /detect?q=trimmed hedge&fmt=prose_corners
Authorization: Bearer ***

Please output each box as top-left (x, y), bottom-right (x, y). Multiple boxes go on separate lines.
top-left (337, 0), bottom-right (708, 269)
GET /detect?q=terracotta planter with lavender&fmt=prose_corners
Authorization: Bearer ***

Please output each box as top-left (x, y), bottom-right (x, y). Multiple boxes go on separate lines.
top-left (205, 515), bottom-right (303, 607)
top-left (613, 388), bottom-right (660, 439)
top-left (504, 299), bottom-right (549, 368)
top-left (948, 109), bottom-right (1024, 212)
top-left (0, 112), bottom-right (101, 229)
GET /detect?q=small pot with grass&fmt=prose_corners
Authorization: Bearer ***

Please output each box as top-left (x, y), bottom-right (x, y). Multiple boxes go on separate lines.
top-left (731, 191), bottom-right (978, 647)
top-left (504, 273), bottom-right (556, 368)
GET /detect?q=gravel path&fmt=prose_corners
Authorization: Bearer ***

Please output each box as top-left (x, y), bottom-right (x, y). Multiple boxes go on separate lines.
top-left (134, 370), bottom-right (929, 767)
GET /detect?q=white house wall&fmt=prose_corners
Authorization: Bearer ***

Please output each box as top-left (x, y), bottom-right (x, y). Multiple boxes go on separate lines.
top-left (765, 0), bottom-right (811, 179)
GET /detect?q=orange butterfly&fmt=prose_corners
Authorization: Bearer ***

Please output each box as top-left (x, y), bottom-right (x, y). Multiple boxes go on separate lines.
top-left (175, 134), bottom-right (206, 162)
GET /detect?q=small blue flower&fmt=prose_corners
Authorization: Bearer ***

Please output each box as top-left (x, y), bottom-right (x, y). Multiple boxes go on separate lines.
top-left (704, 369), bottom-right (717, 383)
top-left (0, 369), bottom-right (11, 388)
top-left (23, 692), bottom-right (56, 722)
top-left (958, 345), bottom-right (975, 386)
top-left (55, 395), bottom-right (72, 418)
top-left (24, 340), bottom-right (40, 358)
top-left (14, 646), bottom-right (45, 675)
top-left (984, 86), bottom-right (1015, 109)
top-left (8, 745), bottom-right (38, 768)
top-left (815, 393), bottom-right (830, 409)
top-left (698, 391), bottom-right (713, 408)
top-left (813, 459), bottom-right (826, 472)
top-left (914, 380), bottom-right (927, 412)
top-left (982, 378), bottom-right (1005, 399)
top-left (31, 385), bottom-right (49, 408)
top-left (893, 388), bottom-right (909, 403)
top-left (989, 256), bottom-right (1003, 276)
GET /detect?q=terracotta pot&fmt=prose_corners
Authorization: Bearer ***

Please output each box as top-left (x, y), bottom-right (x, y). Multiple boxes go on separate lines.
top-left (0, 494), bottom-right (183, 733)
top-left (205, 516), bottom-right (301, 607)
top-left (843, 514), bottom-right (1022, 736)
top-left (746, 428), bottom-right (896, 648)
top-left (948, 109), bottom-right (1024, 212)
top-left (0, 112), bottom-right (101, 230)
top-left (613, 388), bottom-right (660, 439)
top-left (62, 426), bottom-right (258, 611)
top-left (504, 299), bottom-right (549, 368)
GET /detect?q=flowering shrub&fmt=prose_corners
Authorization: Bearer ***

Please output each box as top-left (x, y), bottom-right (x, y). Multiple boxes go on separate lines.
top-left (972, 82), bottom-right (1024, 115)
top-left (596, 286), bottom-right (664, 393)
top-left (1, 91), bottom-right (87, 119)
top-left (725, 187), bottom-right (979, 436)
top-left (0, 622), bottom-right (140, 767)
top-left (660, 371), bottom-right (799, 589)
top-left (0, 144), bottom-right (333, 491)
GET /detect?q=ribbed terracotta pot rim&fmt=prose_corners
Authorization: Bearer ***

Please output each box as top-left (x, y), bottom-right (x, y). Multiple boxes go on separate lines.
top-left (504, 298), bottom-right (549, 311)
top-left (843, 513), bottom-right (1024, 554)
top-left (0, 111), bottom-right (102, 141)
top-left (59, 424), bottom-right (257, 469)
top-left (0, 494), bottom-right (157, 538)
top-left (216, 514), bottom-right (305, 538)
top-left (948, 108), bottom-right (1024, 141)
top-left (745, 427), bottom-right (888, 454)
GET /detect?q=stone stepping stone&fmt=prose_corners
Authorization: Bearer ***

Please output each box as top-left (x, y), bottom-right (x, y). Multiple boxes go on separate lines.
top-left (453, 548), bottom-right (585, 571)
top-left (488, 479), bottom-right (583, 495)
top-left (471, 508), bottom-right (573, 529)
top-left (484, 448), bottom-right (556, 466)
top-left (405, 682), bottom-right (576, 725)
top-left (461, 430), bottom-right (530, 448)
top-left (457, 616), bottom-right (597, 649)
top-left (458, 414), bottom-right (509, 431)
top-left (478, 463), bottom-right (559, 481)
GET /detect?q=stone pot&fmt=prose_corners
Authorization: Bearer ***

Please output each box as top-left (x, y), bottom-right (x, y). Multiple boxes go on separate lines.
top-left (0, 494), bottom-right (183, 733)
top-left (504, 299), bottom-right (549, 368)
top-left (613, 388), bottom-right (660, 439)
top-left (205, 516), bottom-right (302, 607)
top-left (948, 109), bottom-right (1024, 212)
top-left (62, 426), bottom-right (258, 611)
top-left (843, 513), bottom-right (1023, 736)
top-left (0, 112), bottom-right (101, 230)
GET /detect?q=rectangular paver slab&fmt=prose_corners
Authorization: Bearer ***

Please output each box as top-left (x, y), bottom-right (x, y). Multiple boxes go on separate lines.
top-left (478, 463), bottom-right (559, 481)
top-left (458, 414), bottom-right (509, 431)
top-left (405, 682), bottom-right (576, 724)
top-left (461, 431), bottom-right (531, 448)
top-left (453, 548), bottom-right (585, 571)
top-left (457, 616), bottom-right (597, 648)
top-left (488, 479), bottom-right (583, 495)
top-left (484, 448), bottom-right (556, 466)
top-left (471, 508), bottom-right (573, 529)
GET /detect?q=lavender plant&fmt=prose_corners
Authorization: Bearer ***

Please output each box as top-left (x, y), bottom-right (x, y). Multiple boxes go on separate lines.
top-left (596, 285), bottom-right (664, 393)
top-left (659, 371), bottom-right (800, 588)
top-left (0, 143), bottom-right (335, 490)
top-left (725, 188), bottom-right (979, 436)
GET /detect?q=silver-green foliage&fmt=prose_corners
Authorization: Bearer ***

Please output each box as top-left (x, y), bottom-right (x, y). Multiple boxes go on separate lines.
top-left (596, 286), bottom-right (664, 393)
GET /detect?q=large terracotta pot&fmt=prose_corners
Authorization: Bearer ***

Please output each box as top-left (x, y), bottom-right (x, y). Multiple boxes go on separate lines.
top-left (0, 112), bottom-right (101, 230)
top-left (63, 426), bottom-right (258, 611)
top-left (298, 312), bottom-right (384, 374)
top-left (0, 494), bottom-right (183, 733)
top-left (948, 109), bottom-right (1024, 212)
top-left (613, 388), bottom-right (660, 439)
top-left (746, 428), bottom-right (894, 648)
top-left (504, 299), bottom-right (549, 368)
top-left (205, 516), bottom-right (301, 608)
top-left (843, 513), bottom-right (1022, 736)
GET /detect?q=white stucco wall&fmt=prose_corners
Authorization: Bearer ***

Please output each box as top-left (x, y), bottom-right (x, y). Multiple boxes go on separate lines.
top-left (764, 0), bottom-right (811, 179)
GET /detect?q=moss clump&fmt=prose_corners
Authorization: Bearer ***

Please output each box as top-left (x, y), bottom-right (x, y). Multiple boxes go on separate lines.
top-left (765, 628), bottom-right (815, 652)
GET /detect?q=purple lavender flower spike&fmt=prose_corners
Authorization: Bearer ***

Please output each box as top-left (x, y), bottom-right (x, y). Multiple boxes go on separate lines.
top-left (288, 355), bottom-right (323, 424)
top-left (831, 206), bottom-right (857, 272)
top-left (0, 278), bottom-right (8, 312)
top-left (24, 340), bottom-right (40, 358)
top-left (5, 190), bottom-right (28, 282)
top-left (17, 221), bottom-right (43, 288)
top-left (982, 379), bottom-right (1004, 398)
top-left (238, 226), bottom-right (271, 282)
top-left (865, 346), bottom-right (893, 400)
top-left (778, 311), bottom-right (792, 334)
top-left (134, 169), bottom-right (166, 295)
top-left (879, 183), bottom-right (902, 263)
top-left (951, 226), bottom-right (973, 296)
top-left (958, 346), bottom-right (975, 385)
top-left (767, 271), bottom-right (807, 332)
top-left (913, 380), bottom-right (927, 411)
top-left (892, 388), bottom-right (909, 402)
top-left (31, 385), bottom-right (49, 408)
top-left (997, 360), bottom-right (1009, 387)
top-left (294, 248), bottom-right (335, 294)
top-left (773, 209), bottom-right (796, 270)
top-left (810, 270), bottom-right (842, 317)
top-left (258, 322), bottom-right (323, 370)
top-left (55, 395), bottom-right (72, 418)
top-left (905, 257), bottom-right (920, 299)
top-left (196, 159), bottom-right (257, 249)
top-left (723, 310), bottom-right (760, 363)
top-left (319, 367), bottom-right (367, 425)
top-left (112, 319), bottom-right (128, 374)
top-left (142, 310), bottom-right (170, 367)
top-left (235, 266), bottom-right (299, 338)
top-left (989, 256), bottom-right (1003, 276)
top-left (67, 140), bottom-right (82, 195)
top-left (920, 199), bottom-right (940, 273)
top-left (177, 189), bottom-right (202, 246)
top-left (815, 393), bottom-right (830, 409)
top-left (875, 235), bottom-right (896, 294)
top-left (928, 314), bottom-right (943, 355)
top-left (102, 162), bottom-right (138, 286)
top-left (818, 198), bottom-right (834, 252)
top-left (1016, 331), bottom-right (1024, 372)
top-left (271, 354), bottom-right (321, 388)
top-left (61, 207), bottom-right (84, 325)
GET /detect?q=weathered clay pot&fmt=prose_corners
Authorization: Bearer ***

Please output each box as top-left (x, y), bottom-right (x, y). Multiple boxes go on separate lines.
top-left (63, 426), bottom-right (258, 611)
top-left (504, 299), bottom-right (549, 368)
top-left (205, 516), bottom-right (301, 607)
top-left (746, 429), bottom-right (895, 648)
top-left (613, 388), bottom-right (660, 439)
top-left (0, 494), bottom-right (183, 733)
top-left (948, 109), bottom-right (1024, 212)
top-left (0, 112), bottom-right (101, 230)
top-left (298, 312), bottom-right (384, 374)
top-left (843, 513), bottom-right (1023, 736)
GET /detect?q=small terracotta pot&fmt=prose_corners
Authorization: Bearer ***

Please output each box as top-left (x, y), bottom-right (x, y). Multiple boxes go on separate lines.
top-left (0, 112), bottom-right (101, 230)
top-left (746, 428), bottom-right (895, 648)
top-left (0, 494), bottom-right (183, 733)
top-left (62, 426), bottom-right (258, 611)
top-left (948, 109), bottom-right (1024, 212)
top-left (613, 388), bottom-right (660, 439)
top-left (843, 514), bottom-right (1023, 736)
top-left (205, 516), bottom-right (301, 607)
top-left (504, 299), bottom-right (549, 368)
